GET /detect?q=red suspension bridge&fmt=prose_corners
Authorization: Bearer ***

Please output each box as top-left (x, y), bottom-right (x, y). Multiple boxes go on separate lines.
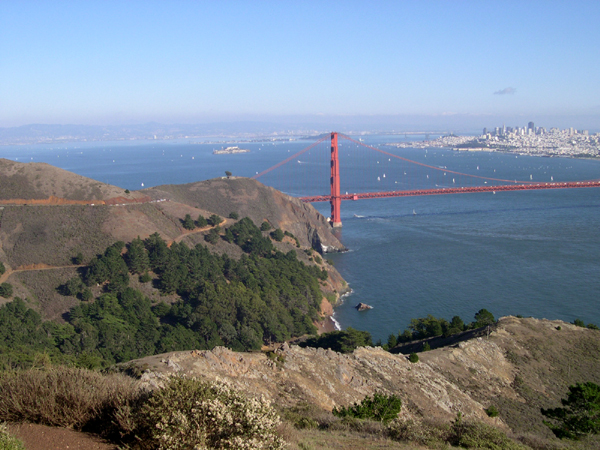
top-left (252, 132), bottom-right (600, 227)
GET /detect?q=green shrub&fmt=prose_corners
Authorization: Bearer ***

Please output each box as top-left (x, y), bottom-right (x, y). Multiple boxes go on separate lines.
top-left (573, 319), bottom-right (585, 327)
top-left (136, 377), bottom-right (285, 450)
top-left (0, 284), bottom-right (12, 299)
top-left (228, 212), bottom-right (239, 220)
top-left (195, 214), bottom-right (208, 228)
top-left (332, 392), bottom-right (401, 424)
top-left (473, 309), bottom-right (495, 328)
top-left (0, 263), bottom-right (5, 276)
top-left (300, 328), bottom-right (372, 354)
top-left (208, 214), bottom-right (223, 227)
top-left (270, 228), bottom-right (284, 242)
top-left (260, 221), bottom-right (272, 231)
top-left (72, 252), bottom-right (84, 265)
top-left (0, 423), bottom-right (25, 450)
top-left (139, 272), bottom-right (152, 283)
top-left (181, 214), bottom-right (195, 230)
top-left (408, 353), bottom-right (419, 363)
top-left (542, 381), bottom-right (600, 439)
top-left (485, 405), bottom-right (499, 417)
top-left (422, 342), bottom-right (431, 352)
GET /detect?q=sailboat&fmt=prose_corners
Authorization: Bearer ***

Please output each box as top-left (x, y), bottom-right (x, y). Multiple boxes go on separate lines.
top-left (413, 209), bottom-right (416, 215)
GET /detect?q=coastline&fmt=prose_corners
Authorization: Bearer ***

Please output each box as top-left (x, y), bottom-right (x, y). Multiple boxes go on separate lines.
top-left (317, 297), bottom-right (343, 334)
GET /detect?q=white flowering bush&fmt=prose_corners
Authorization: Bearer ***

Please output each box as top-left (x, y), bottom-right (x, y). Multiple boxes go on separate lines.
top-left (138, 377), bottom-right (286, 450)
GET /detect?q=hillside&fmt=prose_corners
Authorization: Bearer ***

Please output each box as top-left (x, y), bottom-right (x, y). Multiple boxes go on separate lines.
top-left (0, 158), bottom-right (145, 201)
top-left (0, 160), bottom-right (347, 322)
top-left (129, 316), bottom-right (600, 445)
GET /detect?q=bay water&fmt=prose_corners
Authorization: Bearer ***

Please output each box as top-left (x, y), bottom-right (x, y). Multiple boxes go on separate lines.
top-left (2, 136), bottom-right (599, 341)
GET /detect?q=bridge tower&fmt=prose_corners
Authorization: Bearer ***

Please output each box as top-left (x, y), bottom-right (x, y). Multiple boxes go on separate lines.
top-left (330, 132), bottom-right (342, 227)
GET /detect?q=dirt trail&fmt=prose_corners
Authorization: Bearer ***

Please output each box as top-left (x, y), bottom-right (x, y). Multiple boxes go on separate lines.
top-left (0, 264), bottom-right (84, 284)
top-left (0, 195), bottom-right (152, 207)
top-left (171, 219), bottom-right (231, 244)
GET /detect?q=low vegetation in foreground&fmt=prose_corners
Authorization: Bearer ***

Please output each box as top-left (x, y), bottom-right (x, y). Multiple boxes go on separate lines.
top-left (3, 365), bottom-right (590, 450)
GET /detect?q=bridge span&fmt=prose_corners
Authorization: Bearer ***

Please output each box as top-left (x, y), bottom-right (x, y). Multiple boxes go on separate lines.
top-left (300, 180), bottom-right (600, 203)
top-left (253, 132), bottom-right (600, 227)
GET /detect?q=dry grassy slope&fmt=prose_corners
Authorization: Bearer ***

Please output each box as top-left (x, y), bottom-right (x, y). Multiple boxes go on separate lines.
top-left (143, 177), bottom-right (346, 252)
top-left (0, 158), bottom-right (142, 201)
top-left (0, 164), bottom-right (348, 319)
top-left (130, 316), bottom-right (600, 440)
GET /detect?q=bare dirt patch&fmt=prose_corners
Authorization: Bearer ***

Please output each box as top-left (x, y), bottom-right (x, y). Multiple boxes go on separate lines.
top-left (7, 423), bottom-right (116, 450)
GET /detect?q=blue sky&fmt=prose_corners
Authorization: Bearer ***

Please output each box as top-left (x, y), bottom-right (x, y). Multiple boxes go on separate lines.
top-left (1, 1), bottom-right (599, 131)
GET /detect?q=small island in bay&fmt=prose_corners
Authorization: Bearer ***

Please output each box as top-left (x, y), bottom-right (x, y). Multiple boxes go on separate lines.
top-left (213, 146), bottom-right (250, 155)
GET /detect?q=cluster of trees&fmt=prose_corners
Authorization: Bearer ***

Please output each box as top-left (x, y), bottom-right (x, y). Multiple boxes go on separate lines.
top-left (383, 309), bottom-right (496, 350)
top-left (300, 327), bottom-right (373, 354)
top-left (573, 318), bottom-right (599, 330)
top-left (182, 213), bottom-right (223, 231)
top-left (542, 381), bottom-right (600, 440)
top-left (0, 218), bottom-right (329, 368)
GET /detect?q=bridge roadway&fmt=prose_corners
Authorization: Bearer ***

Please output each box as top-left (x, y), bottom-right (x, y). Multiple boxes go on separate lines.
top-left (299, 180), bottom-right (600, 203)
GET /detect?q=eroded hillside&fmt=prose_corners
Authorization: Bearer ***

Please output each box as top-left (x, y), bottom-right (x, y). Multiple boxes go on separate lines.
top-left (130, 316), bottom-right (600, 440)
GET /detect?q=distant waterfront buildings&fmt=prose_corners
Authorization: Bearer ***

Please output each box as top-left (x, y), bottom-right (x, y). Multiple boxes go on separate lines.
top-left (395, 122), bottom-right (599, 158)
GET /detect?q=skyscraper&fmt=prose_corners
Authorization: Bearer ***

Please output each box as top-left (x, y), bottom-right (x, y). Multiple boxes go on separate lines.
top-left (528, 121), bottom-right (535, 131)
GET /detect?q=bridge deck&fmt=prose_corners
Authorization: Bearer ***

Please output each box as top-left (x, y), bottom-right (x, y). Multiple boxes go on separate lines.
top-left (300, 181), bottom-right (600, 203)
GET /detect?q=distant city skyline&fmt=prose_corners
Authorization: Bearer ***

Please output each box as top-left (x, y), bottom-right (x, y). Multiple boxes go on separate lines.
top-left (2, 1), bottom-right (600, 131)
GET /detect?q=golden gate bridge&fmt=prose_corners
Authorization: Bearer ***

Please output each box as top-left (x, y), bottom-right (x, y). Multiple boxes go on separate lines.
top-left (253, 132), bottom-right (600, 227)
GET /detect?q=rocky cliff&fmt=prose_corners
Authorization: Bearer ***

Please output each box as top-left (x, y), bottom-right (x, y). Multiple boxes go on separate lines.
top-left (130, 316), bottom-right (600, 440)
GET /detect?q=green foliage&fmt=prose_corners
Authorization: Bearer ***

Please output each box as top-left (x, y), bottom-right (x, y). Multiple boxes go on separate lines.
top-left (0, 262), bottom-right (4, 276)
top-left (587, 323), bottom-right (599, 330)
top-left (260, 220), bottom-right (272, 231)
top-left (60, 276), bottom-right (85, 297)
top-left (204, 227), bottom-right (220, 244)
top-left (208, 214), bottom-right (223, 226)
top-left (72, 252), bottom-right (84, 265)
top-left (0, 284), bottom-right (13, 299)
top-left (181, 214), bottom-right (195, 230)
top-left (228, 217), bottom-right (274, 255)
top-left (139, 272), bottom-right (152, 283)
top-left (474, 308), bottom-right (495, 328)
top-left (333, 392), bottom-right (402, 424)
top-left (387, 333), bottom-right (397, 349)
top-left (0, 423), bottom-right (25, 450)
top-left (225, 170), bottom-right (232, 177)
top-left (136, 377), bottom-right (285, 450)
top-left (395, 310), bottom-right (492, 346)
top-left (270, 228), bottom-right (284, 242)
top-left (124, 189), bottom-right (130, 194)
top-left (400, 314), bottom-right (451, 342)
top-left (125, 237), bottom-right (150, 275)
top-left (195, 214), bottom-right (208, 228)
top-left (85, 241), bottom-right (129, 293)
top-left (301, 328), bottom-right (372, 354)
top-left (228, 211), bottom-right (239, 220)
top-left (1, 222), bottom-right (328, 366)
top-left (573, 319), bottom-right (585, 327)
top-left (485, 405), bottom-right (499, 417)
top-left (408, 353), bottom-right (419, 363)
top-left (541, 381), bottom-right (600, 439)
top-left (422, 342), bottom-right (431, 352)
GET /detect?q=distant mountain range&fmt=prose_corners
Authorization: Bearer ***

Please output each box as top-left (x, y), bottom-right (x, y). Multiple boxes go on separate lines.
top-left (0, 122), bottom-right (334, 145)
